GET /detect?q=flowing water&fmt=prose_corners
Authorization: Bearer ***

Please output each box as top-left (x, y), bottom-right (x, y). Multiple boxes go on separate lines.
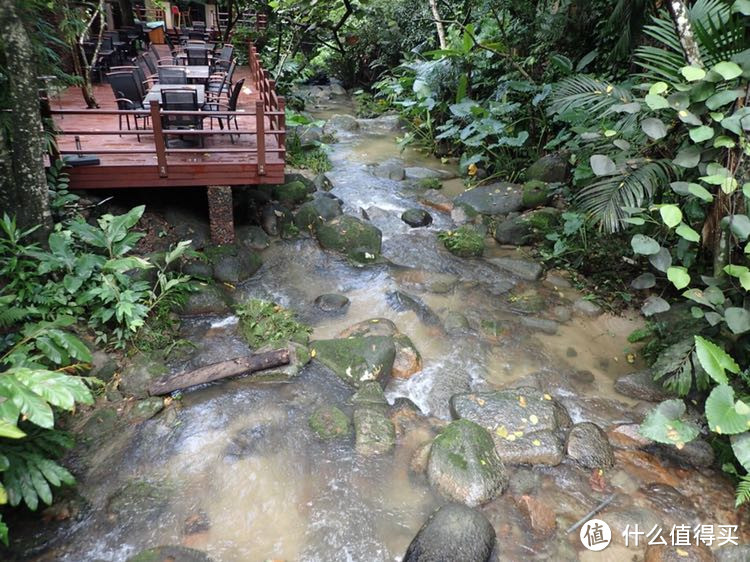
top-left (18, 95), bottom-right (744, 562)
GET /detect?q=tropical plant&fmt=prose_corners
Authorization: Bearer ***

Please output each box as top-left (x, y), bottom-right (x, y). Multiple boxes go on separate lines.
top-left (236, 299), bottom-right (311, 348)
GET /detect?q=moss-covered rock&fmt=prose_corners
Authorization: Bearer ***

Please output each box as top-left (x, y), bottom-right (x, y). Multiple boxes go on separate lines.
top-left (438, 226), bottom-right (484, 258)
top-left (310, 336), bottom-right (396, 388)
top-left (274, 180), bottom-right (311, 206)
top-left (119, 352), bottom-right (168, 399)
top-left (182, 283), bottom-right (232, 316)
top-left (314, 215), bottom-right (382, 264)
top-left (454, 183), bottom-right (523, 215)
top-left (309, 405), bottom-right (351, 439)
top-left (203, 244), bottom-right (262, 285)
top-left (521, 180), bottom-right (551, 209)
top-left (401, 208), bottom-right (433, 228)
top-left (526, 153), bottom-right (568, 183)
top-left (427, 419), bottom-right (508, 506)
top-left (354, 407), bottom-right (396, 456)
top-left (294, 196), bottom-right (343, 232)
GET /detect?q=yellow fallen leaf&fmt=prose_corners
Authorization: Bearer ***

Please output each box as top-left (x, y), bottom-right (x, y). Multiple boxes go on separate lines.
top-left (495, 426), bottom-right (508, 438)
top-left (543, 393), bottom-right (552, 401)
top-left (519, 396), bottom-right (527, 407)
top-left (506, 434), bottom-right (516, 442)
top-left (514, 431), bottom-right (523, 438)
top-left (311, 349), bottom-right (317, 358)
top-left (532, 439), bottom-right (541, 446)
top-left (529, 414), bottom-right (539, 425)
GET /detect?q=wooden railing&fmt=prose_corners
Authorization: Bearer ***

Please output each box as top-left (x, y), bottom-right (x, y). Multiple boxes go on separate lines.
top-left (248, 42), bottom-right (285, 171)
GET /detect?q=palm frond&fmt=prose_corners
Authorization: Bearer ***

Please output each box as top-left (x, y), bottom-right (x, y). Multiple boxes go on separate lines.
top-left (576, 159), bottom-right (675, 233)
top-left (549, 76), bottom-right (633, 117)
top-left (634, 0), bottom-right (741, 81)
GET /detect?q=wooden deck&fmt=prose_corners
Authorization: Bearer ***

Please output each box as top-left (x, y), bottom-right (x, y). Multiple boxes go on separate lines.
top-left (49, 44), bottom-right (285, 190)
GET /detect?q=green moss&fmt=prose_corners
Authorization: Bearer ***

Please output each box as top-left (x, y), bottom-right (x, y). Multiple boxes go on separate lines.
top-left (522, 180), bottom-right (550, 208)
top-left (315, 215), bottom-right (382, 263)
top-left (236, 299), bottom-right (311, 348)
top-left (273, 180), bottom-right (310, 205)
top-left (418, 177), bottom-right (442, 190)
top-left (438, 226), bottom-right (484, 258)
top-left (309, 405), bottom-right (351, 439)
top-left (310, 336), bottom-right (396, 387)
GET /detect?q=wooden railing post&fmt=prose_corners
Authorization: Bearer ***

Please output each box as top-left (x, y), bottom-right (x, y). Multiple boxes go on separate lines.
top-left (256, 100), bottom-right (266, 176)
top-left (278, 97), bottom-right (286, 158)
top-left (150, 101), bottom-right (169, 177)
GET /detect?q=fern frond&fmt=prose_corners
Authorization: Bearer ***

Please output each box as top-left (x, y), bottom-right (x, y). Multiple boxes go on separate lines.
top-left (575, 159), bottom-right (675, 233)
top-left (0, 305), bottom-right (30, 329)
top-left (736, 474), bottom-right (750, 508)
top-left (549, 76), bottom-right (633, 117)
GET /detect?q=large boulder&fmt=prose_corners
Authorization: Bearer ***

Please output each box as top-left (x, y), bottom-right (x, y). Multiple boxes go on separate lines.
top-left (526, 154), bottom-right (568, 183)
top-left (521, 180), bottom-right (552, 209)
top-left (310, 336), bottom-right (396, 388)
top-left (403, 503), bottom-right (496, 562)
top-left (204, 245), bottom-right (262, 285)
top-left (315, 215), bottom-right (382, 263)
top-left (427, 419), bottom-right (508, 506)
top-left (372, 159), bottom-right (406, 180)
top-left (323, 114), bottom-right (360, 134)
top-left (493, 208), bottom-right (559, 246)
top-left (273, 180), bottom-right (311, 206)
top-left (309, 405), bottom-right (351, 440)
top-left (454, 183), bottom-right (523, 215)
top-left (119, 352), bottom-right (169, 399)
top-left (615, 370), bottom-right (675, 402)
top-left (450, 388), bottom-right (570, 466)
top-left (294, 196), bottom-right (343, 232)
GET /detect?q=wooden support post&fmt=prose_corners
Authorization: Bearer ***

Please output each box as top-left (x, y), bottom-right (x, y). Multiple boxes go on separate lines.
top-left (278, 96), bottom-right (286, 155)
top-left (256, 100), bottom-right (266, 176)
top-left (207, 185), bottom-right (235, 244)
top-left (150, 101), bottom-right (168, 177)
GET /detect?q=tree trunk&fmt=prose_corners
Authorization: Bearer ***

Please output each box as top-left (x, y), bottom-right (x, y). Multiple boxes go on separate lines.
top-left (0, 0), bottom-right (53, 242)
top-left (118, 0), bottom-right (135, 27)
top-left (667, 0), bottom-right (702, 66)
top-left (429, 0), bottom-right (447, 49)
top-left (149, 349), bottom-right (291, 395)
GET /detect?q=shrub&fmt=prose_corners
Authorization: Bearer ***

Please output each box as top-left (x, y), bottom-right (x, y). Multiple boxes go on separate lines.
top-left (236, 299), bottom-right (311, 348)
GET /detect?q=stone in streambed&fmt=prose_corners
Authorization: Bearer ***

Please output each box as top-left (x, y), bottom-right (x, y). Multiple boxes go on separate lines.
top-left (444, 311), bottom-right (470, 333)
top-left (209, 250), bottom-right (262, 285)
top-left (352, 382), bottom-right (395, 456)
top-left (519, 317), bottom-right (559, 335)
top-left (454, 183), bottom-right (523, 215)
top-left (401, 208), bottom-right (433, 228)
top-left (127, 545), bottom-right (214, 562)
top-left (521, 180), bottom-right (552, 209)
top-left (615, 370), bottom-right (676, 402)
top-left (487, 257), bottom-right (543, 281)
top-left (372, 159), bottom-right (406, 180)
top-left (427, 419), bottom-right (508, 506)
top-left (182, 283), bottom-right (232, 316)
top-left (118, 352), bottom-right (168, 399)
top-left (403, 503), bottom-right (496, 562)
top-left (323, 114), bottom-right (360, 133)
top-left (273, 180), bottom-right (311, 206)
top-left (526, 153), bottom-right (568, 183)
top-left (339, 318), bottom-right (422, 379)
top-left (236, 225), bottom-right (270, 250)
top-left (404, 166), bottom-right (453, 180)
top-left (314, 293), bottom-right (350, 314)
top-left (314, 215), bottom-right (382, 263)
top-left (310, 336), bottom-right (395, 388)
top-left (573, 297), bottom-right (603, 317)
top-left (309, 405), bottom-right (351, 440)
top-left (386, 291), bottom-right (440, 326)
top-left (566, 422), bottom-right (614, 469)
top-left (294, 196), bottom-right (343, 232)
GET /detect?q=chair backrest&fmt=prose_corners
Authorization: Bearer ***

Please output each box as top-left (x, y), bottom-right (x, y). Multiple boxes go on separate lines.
top-left (107, 72), bottom-right (142, 109)
top-left (186, 47), bottom-right (208, 66)
top-left (158, 66), bottom-right (187, 85)
top-left (219, 44), bottom-right (233, 61)
top-left (110, 66), bottom-right (146, 99)
top-left (136, 56), bottom-right (153, 84)
top-left (143, 52), bottom-right (158, 74)
top-left (227, 78), bottom-right (245, 111)
top-left (188, 30), bottom-right (205, 40)
top-left (160, 88), bottom-right (200, 129)
top-left (193, 21), bottom-right (206, 30)
top-left (226, 59), bottom-right (237, 82)
top-left (101, 36), bottom-right (113, 50)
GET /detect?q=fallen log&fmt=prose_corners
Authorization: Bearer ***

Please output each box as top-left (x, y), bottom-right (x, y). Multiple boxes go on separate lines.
top-left (149, 348), bottom-right (290, 395)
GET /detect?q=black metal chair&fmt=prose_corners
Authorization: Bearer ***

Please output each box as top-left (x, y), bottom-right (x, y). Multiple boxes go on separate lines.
top-left (204, 78), bottom-right (245, 143)
top-left (109, 65), bottom-right (148, 99)
top-left (160, 88), bottom-right (203, 147)
top-left (107, 71), bottom-right (148, 141)
top-left (185, 47), bottom-right (209, 66)
top-left (214, 44), bottom-right (233, 72)
top-left (135, 55), bottom-right (158, 89)
top-left (158, 66), bottom-right (188, 85)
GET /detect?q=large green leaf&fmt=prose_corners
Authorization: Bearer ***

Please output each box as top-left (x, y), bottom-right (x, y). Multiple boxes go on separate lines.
top-left (706, 384), bottom-right (750, 434)
top-left (734, 0), bottom-right (750, 14)
top-left (640, 399), bottom-right (700, 447)
top-left (725, 307), bottom-right (750, 334)
top-left (590, 154), bottom-right (617, 176)
top-left (706, 89), bottom-right (744, 110)
top-left (645, 94), bottom-right (669, 110)
top-left (689, 126), bottom-right (714, 142)
top-left (667, 266), bottom-right (690, 289)
top-left (631, 234), bottom-right (661, 255)
top-left (680, 66), bottom-right (706, 81)
top-left (694, 335), bottom-right (739, 384)
top-left (0, 420), bottom-right (25, 439)
top-left (673, 145), bottom-right (702, 168)
top-left (660, 205), bottom-right (683, 227)
top-left (641, 117), bottom-right (668, 139)
top-left (711, 61), bottom-right (743, 80)
top-left (731, 433), bottom-right (750, 471)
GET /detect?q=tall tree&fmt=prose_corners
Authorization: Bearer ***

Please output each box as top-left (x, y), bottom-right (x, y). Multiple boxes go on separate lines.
top-left (667, 0), bottom-right (702, 66)
top-left (0, 0), bottom-right (53, 241)
top-left (428, 0), bottom-right (447, 49)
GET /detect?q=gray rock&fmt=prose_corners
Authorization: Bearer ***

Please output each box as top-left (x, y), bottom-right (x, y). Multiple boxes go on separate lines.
top-left (182, 284), bottom-right (231, 316)
top-left (353, 407), bottom-right (395, 456)
top-left (652, 438), bottom-right (715, 469)
top-left (386, 291), bottom-right (441, 326)
top-left (236, 225), bottom-right (271, 250)
top-left (404, 503), bottom-right (496, 562)
top-left (309, 405), bottom-right (351, 440)
top-left (615, 370), bottom-right (675, 402)
top-left (566, 422), bottom-right (615, 469)
top-left (127, 545), bottom-right (213, 562)
top-left (118, 352), bottom-right (168, 399)
top-left (552, 306), bottom-right (572, 323)
top-left (454, 183), bottom-right (523, 215)
top-left (444, 311), bottom-right (470, 333)
top-left (519, 317), bottom-right (559, 335)
top-left (493, 216), bottom-right (533, 245)
top-left (295, 196), bottom-right (344, 232)
top-left (402, 208), bottom-right (433, 228)
top-left (315, 215), bottom-right (382, 263)
top-left (404, 167), bottom-right (453, 180)
top-left (372, 159), bottom-right (406, 180)
top-left (487, 257), bottom-right (543, 281)
top-left (573, 298), bottom-right (603, 317)
top-left (314, 293), bottom-right (350, 313)
top-left (211, 251), bottom-right (262, 285)
top-left (526, 154), bottom-right (568, 183)
top-left (313, 172), bottom-right (334, 191)
top-left (260, 203), bottom-right (281, 236)
top-left (545, 273), bottom-right (572, 288)
top-left (88, 350), bottom-right (118, 382)
top-left (324, 114), bottom-right (360, 134)
top-left (427, 419), bottom-right (508, 506)
top-left (716, 545), bottom-right (750, 562)
top-left (450, 387), bottom-right (570, 466)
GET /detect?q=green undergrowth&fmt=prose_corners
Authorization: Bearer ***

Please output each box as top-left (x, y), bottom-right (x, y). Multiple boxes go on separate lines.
top-left (236, 299), bottom-right (311, 349)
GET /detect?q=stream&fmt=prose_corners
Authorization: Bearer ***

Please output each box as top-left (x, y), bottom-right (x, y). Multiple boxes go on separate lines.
top-left (16, 89), bottom-right (746, 562)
